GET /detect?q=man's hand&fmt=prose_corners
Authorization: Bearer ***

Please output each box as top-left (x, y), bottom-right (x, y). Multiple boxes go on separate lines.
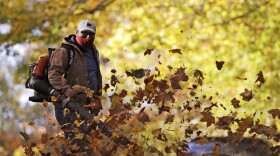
top-left (64, 88), bottom-right (77, 98)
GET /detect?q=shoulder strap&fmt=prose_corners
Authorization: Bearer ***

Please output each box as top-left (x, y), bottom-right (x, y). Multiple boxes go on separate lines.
top-left (60, 44), bottom-right (74, 73)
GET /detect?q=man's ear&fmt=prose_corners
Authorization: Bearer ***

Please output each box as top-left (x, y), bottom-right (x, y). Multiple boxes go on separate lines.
top-left (76, 30), bottom-right (79, 34)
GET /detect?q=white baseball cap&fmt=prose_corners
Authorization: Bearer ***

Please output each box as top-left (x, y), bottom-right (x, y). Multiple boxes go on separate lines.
top-left (77, 20), bottom-right (96, 33)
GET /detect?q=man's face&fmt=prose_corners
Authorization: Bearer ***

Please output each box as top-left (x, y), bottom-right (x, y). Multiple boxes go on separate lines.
top-left (76, 30), bottom-right (95, 48)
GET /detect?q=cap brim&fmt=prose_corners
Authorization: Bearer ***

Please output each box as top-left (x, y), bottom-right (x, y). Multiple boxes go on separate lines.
top-left (79, 27), bottom-right (96, 33)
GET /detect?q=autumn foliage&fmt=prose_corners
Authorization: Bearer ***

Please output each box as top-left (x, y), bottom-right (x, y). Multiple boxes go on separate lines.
top-left (17, 50), bottom-right (280, 156)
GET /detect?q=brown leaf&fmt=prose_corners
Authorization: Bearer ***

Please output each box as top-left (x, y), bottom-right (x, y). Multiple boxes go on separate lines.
top-left (28, 121), bottom-right (35, 126)
top-left (19, 131), bottom-right (30, 141)
top-left (110, 94), bottom-right (122, 110)
top-left (216, 115), bottom-right (235, 130)
top-left (119, 89), bottom-right (127, 98)
top-left (144, 49), bottom-right (153, 55)
top-left (165, 114), bottom-right (175, 124)
top-left (24, 144), bottom-right (35, 156)
top-left (194, 70), bottom-right (204, 86)
top-left (102, 57), bottom-right (110, 63)
top-left (157, 133), bottom-right (168, 142)
top-left (231, 98), bottom-right (241, 108)
top-left (250, 124), bottom-right (277, 138)
top-left (237, 116), bottom-right (253, 133)
top-left (126, 69), bottom-right (145, 79)
top-left (228, 131), bottom-right (244, 144)
top-left (110, 75), bottom-right (119, 87)
top-left (255, 71), bottom-right (265, 87)
top-left (41, 133), bottom-right (48, 144)
top-left (240, 89), bottom-right (253, 101)
top-left (170, 75), bottom-right (182, 89)
top-left (144, 75), bottom-right (154, 85)
top-left (138, 112), bottom-right (150, 123)
top-left (213, 144), bottom-right (221, 156)
top-left (152, 128), bottom-right (161, 137)
top-left (139, 107), bottom-right (146, 115)
top-left (169, 49), bottom-right (182, 54)
top-left (216, 61), bottom-right (225, 70)
top-left (195, 136), bottom-right (208, 144)
top-left (103, 83), bottom-right (110, 92)
top-left (268, 109), bottom-right (280, 119)
top-left (201, 111), bottom-right (215, 127)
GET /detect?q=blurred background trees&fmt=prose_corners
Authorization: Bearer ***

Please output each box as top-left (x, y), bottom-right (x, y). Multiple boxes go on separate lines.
top-left (0, 0), bottom-right (279, 155)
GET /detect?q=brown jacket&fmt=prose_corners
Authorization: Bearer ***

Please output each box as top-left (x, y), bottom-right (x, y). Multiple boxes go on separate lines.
top-left (48, 35), bottom-right (102, 95)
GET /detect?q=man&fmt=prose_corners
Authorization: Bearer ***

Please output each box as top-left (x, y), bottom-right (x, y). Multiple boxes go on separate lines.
top-left (48, 19), bottom-right (102, 155)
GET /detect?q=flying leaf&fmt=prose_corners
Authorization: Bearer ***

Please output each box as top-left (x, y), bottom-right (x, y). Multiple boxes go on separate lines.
top-left (138, 112), bottom-right (150, 123)
top-left (231, 98), bottom-right (240, 108)
top-left (75, 133), bottom-right (84, 140)
top-left (164, 114), bottom-right (175, 124)
top-left (240, 89), bottom-right (253, 101)
top-left (144, 75), bottom-right (154, 85)
top-left (19, 131), bottom-right (30, 141)
top-left (126, 68), bottom-right (145, 79)
top-left (255, 71), bottom-right (265, 87)
top-left (42, 99), bottom-right (48, 107)
top-left (194, 70), bottom-right (204, 86)
top-left (201, 111), bottom-right (215, 127)
top-left (103, 83), bottom-right (110, 92)
top-left (85, 88), bottom-right (94, 97)
top-left (157, 133), bottom-right (168, 142)
top-left (268, 109), bottom-right (280, 119)
top-left (29, 121), bottom-right (35, 126)
top-left (144, 49), bottom-right (153, 55)
top-left (111, 69), bottom-right (117, 73)
top-left (216, 61), bottom-right (225, 70)
top-left (41, 133), bottom-right (48, 144)
top-left (169, 49), bottom-right (182, 54)
top-left (102, 57), bottom-right (110, 63)
top-left (24, 144), bottom-right (35, 156)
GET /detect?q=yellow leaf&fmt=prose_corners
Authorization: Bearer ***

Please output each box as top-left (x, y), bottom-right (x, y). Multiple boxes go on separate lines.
top-left (42, 99), bottom-right (48, 107)
top-left (51, 96), bottom-right (58, 102)
top-left (75, 133), bottom-right (84, 140)
top-left (72, 85), bottom-right (86, 92)
top-left (63, 108), bottom-right (70, 116)
top-left (85, 88), bottom-right (94, 97)
top-left (74, 120), bottom-right (84, 127)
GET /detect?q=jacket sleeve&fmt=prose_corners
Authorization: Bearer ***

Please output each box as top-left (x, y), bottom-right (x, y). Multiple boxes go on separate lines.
top-left (48, 48), bottom-right (71, 92)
